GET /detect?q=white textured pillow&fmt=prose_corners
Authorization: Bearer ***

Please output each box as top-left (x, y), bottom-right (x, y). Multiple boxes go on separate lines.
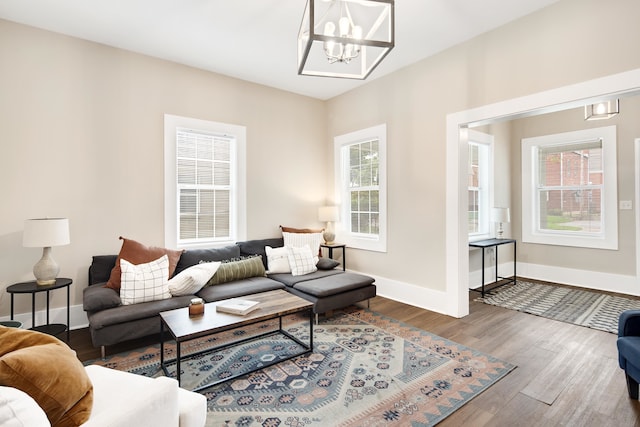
top-left (287, 245), bottom-right (318, 276)
top-left (0, 386), bottom-right (51, 426)
top-left (167, 261), bottom-right (221, 296)
top-left (282, 232), bottom-right (323, 257)
top-left (265, 246), bottom-right (291, 274)
top-left (120, 255), bottom-right (171, 305)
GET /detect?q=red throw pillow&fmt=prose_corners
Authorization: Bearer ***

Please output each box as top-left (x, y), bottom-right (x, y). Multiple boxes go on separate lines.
top-left (104, 237), bottom-right (183, 291)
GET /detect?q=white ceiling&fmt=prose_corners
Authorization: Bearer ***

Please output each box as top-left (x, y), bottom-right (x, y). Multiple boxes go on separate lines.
top-left (0, 0), bottom-right (560, 100)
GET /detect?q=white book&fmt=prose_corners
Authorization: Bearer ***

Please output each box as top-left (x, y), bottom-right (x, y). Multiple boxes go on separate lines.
top-left (215, 298), bottom-right (260, 316)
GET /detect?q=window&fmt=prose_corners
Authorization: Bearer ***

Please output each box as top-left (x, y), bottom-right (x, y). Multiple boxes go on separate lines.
top-left (334, 124), bottom-right (387, 252)
top-left (521, 125), bottom-right (617, 249)
top-left (164, 114), bottom-right (246, 249)
top-left (468, 130), bottom-right (493, 240)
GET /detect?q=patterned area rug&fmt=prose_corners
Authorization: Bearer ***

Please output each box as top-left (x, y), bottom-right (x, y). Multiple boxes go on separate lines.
top-left (477, 280), bottom-right (640, 334)
top-left (86, 307), bottom-right (515, 426)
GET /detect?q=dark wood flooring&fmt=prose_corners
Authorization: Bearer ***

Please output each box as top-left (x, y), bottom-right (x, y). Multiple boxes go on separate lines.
top-left (71, 290), bottom-right (640, 426)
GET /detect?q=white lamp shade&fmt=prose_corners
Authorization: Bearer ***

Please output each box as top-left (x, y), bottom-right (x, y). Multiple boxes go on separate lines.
top-left (318, 206), bottom-right (340, 222)
top-left (491, 208), bottom-right (510, 224)
top-left (23, 218), bottom-right (70, 247)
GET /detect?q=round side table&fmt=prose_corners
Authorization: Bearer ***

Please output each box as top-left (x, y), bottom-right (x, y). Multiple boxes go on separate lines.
top-left (6, 278), bottom-right (72, 342)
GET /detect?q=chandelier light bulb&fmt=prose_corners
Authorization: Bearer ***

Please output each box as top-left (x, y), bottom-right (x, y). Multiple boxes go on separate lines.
top-left (339, 17), bottom-right (350, 37)
top-left (352, 25), bottom-right (363, 40)
top-left (596, 103), bottom-right (606, 115)
top-left (324, 21), bottom-right (335, 36)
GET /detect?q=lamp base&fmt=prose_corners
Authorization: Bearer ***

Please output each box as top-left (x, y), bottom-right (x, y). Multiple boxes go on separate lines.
top-left (33, 247), bottom-right (59, 286)
top-left (323, 230), bottom-right (336, 245)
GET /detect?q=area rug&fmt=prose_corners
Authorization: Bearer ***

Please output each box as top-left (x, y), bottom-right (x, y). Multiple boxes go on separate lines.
top-left (476, 280), bottom-right (640, 334)
top-left (86, 307), bottom-right (515, 426)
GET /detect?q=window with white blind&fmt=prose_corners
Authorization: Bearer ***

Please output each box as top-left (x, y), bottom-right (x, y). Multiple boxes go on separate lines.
top-left (334, 124), bottom-right (387, 252)
top-left (164, 114), bottom-right (246, 249)
top-left (521, 125), bottom-right (617, 249)
top-left (468, 130), bottom-right (493, 240)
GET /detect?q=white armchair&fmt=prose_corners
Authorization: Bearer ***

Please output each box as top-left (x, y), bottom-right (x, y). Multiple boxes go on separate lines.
top-left (83, 365), bottom-right (207, 427)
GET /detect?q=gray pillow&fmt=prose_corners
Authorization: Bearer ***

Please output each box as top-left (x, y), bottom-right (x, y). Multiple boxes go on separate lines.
top-left (83, 285), bottom-right (121, 312)
top-left (316, 258), bottom-right (340, 270)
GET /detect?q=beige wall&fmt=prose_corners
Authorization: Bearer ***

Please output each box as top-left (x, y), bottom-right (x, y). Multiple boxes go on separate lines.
top-left (508, 96), bottom-right (640, 275)
top-left (2, 0), bottom-right (640, 321)
top-left (326, 0), bottom-right (640, 295)
top-left (0, 19), bottom-right (327, 317)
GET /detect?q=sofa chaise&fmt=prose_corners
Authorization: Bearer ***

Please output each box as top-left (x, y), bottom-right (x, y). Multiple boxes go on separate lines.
top-left (83, 237), bottom-right (376, 357)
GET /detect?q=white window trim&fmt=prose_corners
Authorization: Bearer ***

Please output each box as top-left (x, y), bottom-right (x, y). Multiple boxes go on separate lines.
top-left (334, 124), bottom-right (387, 252)
top-left (468, 130), bottom-right (494, 241)
top-left (521, 125), bottom-right (617, 250)
top-left (164, 114), bottom-right (246, 249)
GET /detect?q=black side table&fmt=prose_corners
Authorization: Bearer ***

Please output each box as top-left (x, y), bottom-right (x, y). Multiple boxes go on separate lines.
top-left (468, 238), bottom-right (516, 297)
top-left (7, 278), bottom-right (72, 342)
top-left (320, 243), bottom-right (346, 271)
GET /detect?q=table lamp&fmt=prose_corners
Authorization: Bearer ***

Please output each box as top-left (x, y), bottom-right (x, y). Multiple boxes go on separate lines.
top-left (23, 218), bottom-right (70, 285)
top-left (491, 208), bottom-right (510, 239)
top-left (318, 206), bottom-right (339, 244)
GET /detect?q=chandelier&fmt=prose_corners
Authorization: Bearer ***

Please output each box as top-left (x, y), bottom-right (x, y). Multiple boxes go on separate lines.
top-left (298, 0), bottom-right (395, 80)
top-left (584, 99), bottom-right (620, 120)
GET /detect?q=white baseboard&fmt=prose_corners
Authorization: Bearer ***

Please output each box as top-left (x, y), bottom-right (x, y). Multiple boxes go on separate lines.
top-left (5, 264), bottom-right (632, 332)
top-left (349, 269), bottom-right (451, 316)
top-left (364, 261), bottom-right (640, 318)
top-left (517, 262), bottom-right (640, 296)
top-left (469, 261), bottom-right (515, 290)
top-left (0, 304), bottom-right (88, 331)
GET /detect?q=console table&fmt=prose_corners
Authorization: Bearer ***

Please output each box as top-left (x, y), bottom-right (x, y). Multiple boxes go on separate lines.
top-left (468, 238), bottom-right (516, 297)
top-left (6, 278), bottom-right (71, 342)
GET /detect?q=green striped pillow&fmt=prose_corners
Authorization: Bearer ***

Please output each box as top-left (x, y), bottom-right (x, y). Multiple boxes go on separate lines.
top-left (206, 256), bottom-right (266, 286)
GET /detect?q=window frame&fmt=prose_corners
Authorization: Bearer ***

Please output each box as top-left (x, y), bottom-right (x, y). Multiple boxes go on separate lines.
top-left (334, 124), bottom-right (387, 252)
top-left (521, 125), bottom-right (617, 249)
top-left (468, 130), bottom-right (494, 241)
top-left (164, 114), bottom-right (246, 249)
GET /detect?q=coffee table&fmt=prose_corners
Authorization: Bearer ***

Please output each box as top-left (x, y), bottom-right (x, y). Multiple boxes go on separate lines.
top-left (159, 289), bottom-right (313, 392)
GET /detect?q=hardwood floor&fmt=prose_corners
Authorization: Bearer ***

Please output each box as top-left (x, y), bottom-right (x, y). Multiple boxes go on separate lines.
top-left (72, 293), bottom-right (640, 426)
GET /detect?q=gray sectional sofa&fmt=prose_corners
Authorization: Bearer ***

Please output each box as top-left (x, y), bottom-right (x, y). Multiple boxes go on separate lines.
top-left (83, 238), bottom-right (376, 357)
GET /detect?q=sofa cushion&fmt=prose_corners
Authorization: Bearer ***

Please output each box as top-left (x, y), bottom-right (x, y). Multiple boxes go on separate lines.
top-left (287, 245), bottom-right (317, 276)
top-left (105, 237), bottom-right (183, 291)
top-left (268, 269), bottom-right (344, 287)
top-left (120, 255), bottom-right (171, 305)
top-left (0, 386), bottom-right (51, 427)
top-left (237, 238), bottom-right (284, 269)
top-left (89, 255), bottom-right (117, 286)
top-left (83, 285), bottom-right (121, 312)
top-left (167, 261), bottom-right (221, 296)
top-left (196, 277), bottom-right (286, 302)
top-left (0, 327), bottom-right (93, 427)
top-left (291, 272), bottom-right (375, 298)
top-left (87, 295), bottom-right (195, 329)
top-left (206, 256), bottom-right (266, 286)
top-left (174, 245), bottom-right (241, 275)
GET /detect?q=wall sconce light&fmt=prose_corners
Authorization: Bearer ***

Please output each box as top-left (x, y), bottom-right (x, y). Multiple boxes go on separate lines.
top-left (491, 208), bottom-right (510, 239)
top-left (298, 0), bottom-right (394, 79)
top-left (23, 218), bottom-right (70, 285)
top-left (584, 99), bottom-right (619, 120)
top-left (318, 206), bottom-right (340, 244)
